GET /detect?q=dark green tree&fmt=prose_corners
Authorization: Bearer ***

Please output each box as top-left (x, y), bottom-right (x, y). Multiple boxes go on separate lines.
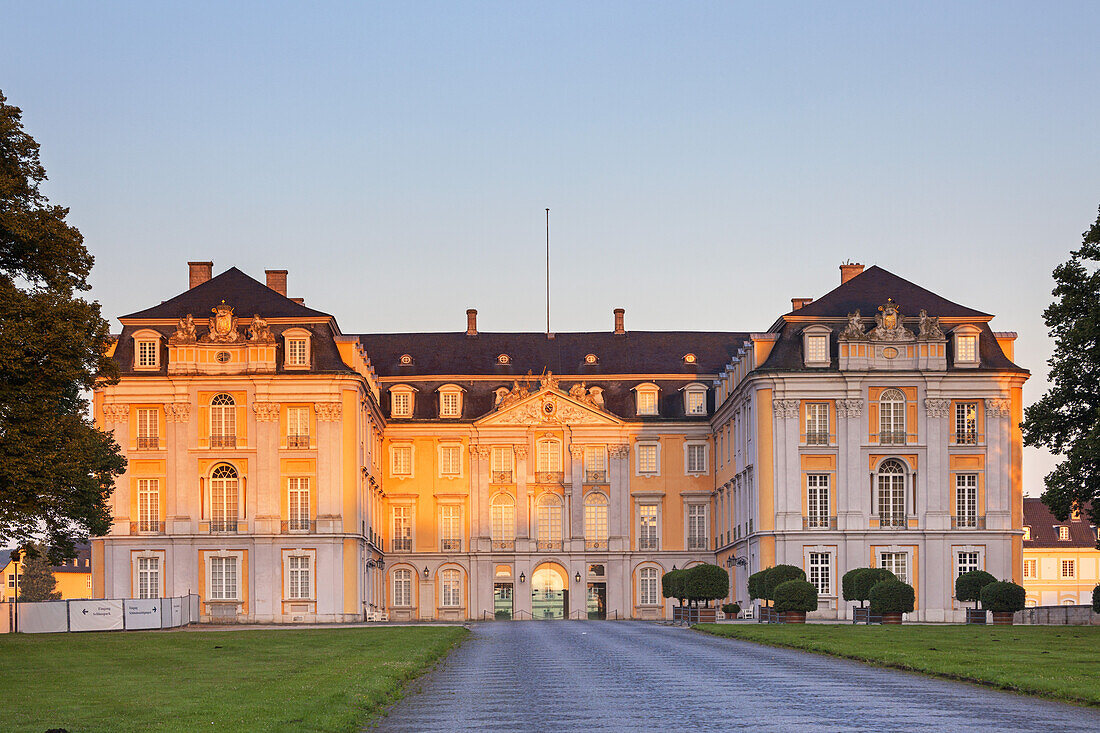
top-left (1021, 205), bottom-right (1100, 544)
top-left (0, 90), bottom-right (125, 562)
top-left (683, 563), bottom-right (729, 607)
top-left (661, 569), bottom-right (687, 606)
top-left (955, 570), bottom-right (997, 610)
top-left (16, 545), bottom-right (61, 601)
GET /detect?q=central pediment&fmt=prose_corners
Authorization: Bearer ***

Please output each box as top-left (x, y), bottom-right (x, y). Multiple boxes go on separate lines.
top-left (477, 387), bottom-right (621, 427)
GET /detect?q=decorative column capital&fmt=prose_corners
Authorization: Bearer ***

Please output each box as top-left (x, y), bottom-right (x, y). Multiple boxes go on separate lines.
top-left (836, 399), bottom-right (864, 419)
top-left (772, 399), bottom-right (800, 419)
top-left (252, 402), bottom-right (281, 421)
top-left (514, 444), bottom-right (529, 460)
top-left (609, 444), bottom-right (630, 459)
top-left (569, 444), bottom-right (585, 460)
top-left (102, 404), bottom-right (130, 424)
top-left (165, 402), bottom-right (191, 423)
top-left (923, 398), bottom-right (950, 418)
top-left (315, 402), bottom-right (342, 421)
top-left (984, 398), bottom-right (1011, 417)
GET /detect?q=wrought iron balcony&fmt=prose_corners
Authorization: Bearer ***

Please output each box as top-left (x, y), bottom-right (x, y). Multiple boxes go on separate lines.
top-left (803, 515), bottom-right (838, 530)
top-left (804, 431), bottom-right (830, 446)
top-left (638, 538), bottom-right (659, 551)
top-left (133, 520), bottom-right (164, 534)
top-left (585, 539), bottom-right (608, 550)
top-left (951, 515), bottom-right (986, 529)
top-left (391, 537), bottom-right (412, 552)
top-left (535, 471), bottom-right (564, 485)
top-left (210, 434), bottom-right (237, 449)
top-left (490, 470), bottom-right (513, 484)
top-left (287, 434), bottom-right (310, 449)
top-left (136, 436), bottom-right (160, 450)
top-left (585, 470), bottom-right (607, 484)
top-left (491, 539), bottom-right (515, 551)
top-left (536, 540), bottom-right (563, 551)
top-left (283, 519), bottom-right (314, 533)
top-left (687, 537), bottom-right (709, 551)
top-left (440, 539), bottom-right (462, 552)
top-left (953, 430), bottom-right (978, 445)
top-left (209, 519), bottom-right (238, 533)
top-left (877, 514), bottom-right (908, 528)
top-left (877, 431), bottom-right (908, 446)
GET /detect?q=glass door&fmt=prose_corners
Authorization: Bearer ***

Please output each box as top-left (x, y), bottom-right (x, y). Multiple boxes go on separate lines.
top-left (493, 583), bottom-right (513, 620)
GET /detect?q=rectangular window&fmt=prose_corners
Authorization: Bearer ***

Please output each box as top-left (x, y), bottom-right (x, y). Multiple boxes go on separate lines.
top-left (806, 335), bottom-right (829, 363)
top-left (957, 552), bottom-right (980, 578)
top-left (955, 474), bottom-right (978, 527)
top-left (805, 403), bottom-right (829, 444)
top-left (957, 335), bottom-right (978, 362)
top-left (637, 444), bottom-right (658, 474)
top-left (440, 505), bottom-right (461, 551)
top-left (137, 408), bottom-right (159, 449)
top-left (1058, 526), bottom-right (1070, 541)
top-left (288, 556), bottom-right (311, 599)
top-left (879, 552), bottom-right (908, 585)
top-left (137, 340), bottom-right (158, 367)
top-left (287, 407), bottom-right (309, 447)
top-left (491, 446), bottom-right (513, 482)
top-left (440, 392), bottom-right (460, 417)
top-left (954, 402), bottom-right (977, 444)
top-left (1023, 559), bottom-right (1037, 579)
top-left (687, 504), bottom-right (707, 550)
top-left (637, 390), bottom-right (658, 416)
top-left (808, 552), bottom-right (831, 595)
top-left (392, 506), bottom-right (411, 551)
top-left (686, 390), bottom-right (706, 415)
top-left (391, 392), bottom-right (411, 417)
top-left (639, 504), bottom-right (658, 550)
top-left (806, 474), bottom-right (830, 529)
top-left (440, 445), bottom-right (462, 476)
top-left (441, 569), bottom-right (461, 607)
top-left (288, 477), bottom-right (310, 531)
top-left (878, 473), bottom-right (906, 526)
top-left (138, 479), bottom-right (160, 532)
top-left (137, 557), bottom-right (160, 599)
top-left (585, 445), bottom-right (607, 477)
top-left (209, 556), bottom-right (238, 600)
top-left (639, 567), bottom-right (658, 605)
top-left (536, 441), bottom-right (561, 473)
top-left (287, 339), bottom-right (308, 366)
top-left (391, 446), bottom-right (412, 476)
top-left (1061, 559), bottom-right (1075, 578)
top-left (686, 444), bottom-right (707, 474)
top-left (392, 569), bottom-right (412, 606)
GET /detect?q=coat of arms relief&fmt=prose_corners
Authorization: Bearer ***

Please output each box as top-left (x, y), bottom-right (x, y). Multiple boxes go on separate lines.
top-left (838, 299), bottom-right (944, 342)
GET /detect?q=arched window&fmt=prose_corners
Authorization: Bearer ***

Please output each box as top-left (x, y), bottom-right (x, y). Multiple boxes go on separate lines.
top-left (877, 459), bottom-right (906, 527)
top-left (440, 568), bottom-right (462, 607)
top-left (392, 568), bottom-right (412, 607)
top-left (210, 464), bottom-right (239, 532)
top-left (536, 494), bottom-right (563, 549)
top-left (490, 494), bottom-right (515, 547)
top-left (536, 438), bottom-right (562, 473)
top-left (638, 566), bottom-right (659, 605)
top-left (878, 389), bottom-right (906, 445)
top-left (584, 493), bottom-right (609, 548)
top-left (210, 393), bottom-right (236, 448)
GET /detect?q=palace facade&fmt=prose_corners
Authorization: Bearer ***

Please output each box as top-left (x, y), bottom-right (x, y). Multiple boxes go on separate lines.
top-left (92, 260), bottom-right (1028, 623)
top-left (1021, 498), bottom-right (1099, 607)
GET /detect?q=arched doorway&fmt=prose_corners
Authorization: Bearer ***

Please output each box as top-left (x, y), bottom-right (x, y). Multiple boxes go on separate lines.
top-left (531, 562), bottom-right (568, 620)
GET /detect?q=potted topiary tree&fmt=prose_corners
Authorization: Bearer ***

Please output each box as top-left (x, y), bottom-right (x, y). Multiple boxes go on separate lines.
top-left (773, 579), bottom-right (818, 623)
top-left (721, 602), bottom-right (741, 619)
top-left (1093, 584), bottom-right (1100, 614)
top-left (747, 569), bottom-right (768, 622)
top-left (762, 565), bottom-right (804, 623)
top-left (850, 568), bottom-right (896, 623)
top-left (684, 563), bottom-right (730, 623)
top-left (955, 570), bottom-right (997, 624)
top-left (980, 581), bottom-right (1026, 625)
top-left (868, 579), bottom-right (915, 624)
top-left (662, 569), bottom-right (687, 623)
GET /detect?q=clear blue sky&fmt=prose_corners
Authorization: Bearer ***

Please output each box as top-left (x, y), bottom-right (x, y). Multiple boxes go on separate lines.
top-left (3, 1), bottom-right (1098, 492)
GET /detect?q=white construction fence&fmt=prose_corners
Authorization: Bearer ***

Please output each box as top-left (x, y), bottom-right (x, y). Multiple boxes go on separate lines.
top-left (0, 594), bottom-right (199, 633)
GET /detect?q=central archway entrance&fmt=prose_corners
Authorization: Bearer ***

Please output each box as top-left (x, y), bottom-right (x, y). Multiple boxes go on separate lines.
top-left (531, 562), bottom-right (568, 620)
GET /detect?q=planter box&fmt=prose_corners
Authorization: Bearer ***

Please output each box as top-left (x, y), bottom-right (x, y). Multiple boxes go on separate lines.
top-left (966, 608), bottom-right (987, 624)
top-left (780, 611), bottom-right (806, 624)
top-left (881, 613), bottom-right (903, 625)
top-left (992, 611), bottom-right (1015, 625)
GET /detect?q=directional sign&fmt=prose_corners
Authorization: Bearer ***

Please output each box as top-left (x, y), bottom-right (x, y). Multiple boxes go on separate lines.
top-left (69, 600), bottom-right (124, 631)
top-left (124, 599), bottom-right (162, 630)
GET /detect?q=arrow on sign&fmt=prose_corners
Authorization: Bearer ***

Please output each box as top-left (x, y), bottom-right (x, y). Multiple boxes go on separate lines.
top-left (81, 608), bottom-right (88, 615)
top-left (152, 607), bottom-right (157, 612)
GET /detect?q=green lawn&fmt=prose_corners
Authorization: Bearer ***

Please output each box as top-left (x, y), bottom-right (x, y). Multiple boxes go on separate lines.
top-left (695, 623), bottom-right (1100, 705)
top-left (0, 626), bottom-right (467, 732)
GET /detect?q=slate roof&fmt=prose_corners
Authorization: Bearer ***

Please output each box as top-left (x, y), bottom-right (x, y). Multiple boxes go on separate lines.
top-left (122, 267), bottom-right (331, 320)
top-left (0, 550), bottom-right (10, 570)
top-left (1023, 498), bottom-right (1099, 548)
top-left (51, 542), bottom-right (91, 573)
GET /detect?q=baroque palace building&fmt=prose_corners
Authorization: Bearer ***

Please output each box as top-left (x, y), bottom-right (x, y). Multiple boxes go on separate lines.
top-left (92, 260), bottom-right (1028, 623)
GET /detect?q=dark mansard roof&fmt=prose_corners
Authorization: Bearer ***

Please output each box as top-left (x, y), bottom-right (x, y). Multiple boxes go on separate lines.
top-left (1023, 498), bottom-right (1098, 549)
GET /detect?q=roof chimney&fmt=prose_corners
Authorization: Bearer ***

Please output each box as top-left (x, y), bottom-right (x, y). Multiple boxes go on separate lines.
top-left (265, 269), bottom-right (288, 296)
top-left (188, 261), bottom-right (213, 289)
top-left (791, 297), bottom-right (813, 311)
top-left (613, 308), bottom-right (625, 335)
top-left (466, 308), bottom-right (478, 336)
top-left (840, 262), bottom-right (865, 284)
top-left (290, 297), bottom-right (305, 305)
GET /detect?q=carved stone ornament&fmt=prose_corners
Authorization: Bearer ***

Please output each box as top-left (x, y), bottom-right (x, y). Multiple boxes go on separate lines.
top-left (609, 444), bottom-right (630, 459)
top-left (772, 399), bottom-right (800, 419)
top-left (252, 402), bottom-right (281, 421)
top-left (870, 299), bottom-right (915, 341)
top-left (165, 402), bottom-right (192, 423)
top-left (247, 314), bottom-right (275, 343)
top-left (923, 398), bottom-right (951, 418)
top-left (917, 309), bottom-right (945, 340)
top-left (839, 310), bottom-right (866, 340)
top-left (514, 444), bottom-right (529, 460)
top-left (985, 398), bottom-right (1011, 417)
top-left (569, 445), bottom-right (585, 460)
top-left (836, 399), bottom-right (864, 419)
top-left (102, 403), bottom-right (130, 424)
top-left (315, 402), bottom-right (342, 421)
top-left (169, 314), bottom-right (197, 344)
top-left (491, 395), bottom-right (600, 426)
top-left (201, 301), bottom-right (242, 343)
top-left (473, 445), bottom-right (492, 458)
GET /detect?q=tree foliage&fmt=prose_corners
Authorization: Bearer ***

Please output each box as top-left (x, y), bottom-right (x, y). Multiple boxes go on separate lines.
top-left (16, 545), bottom-right (61, 602)
top-left (747, 570), bottom-right (767, 603)
top-left (1021, 205), bottom-right (1100, 542)
top-left (661, 569), bottom-right (686, 605)
top-left (851, 567), bottom-right (896, 606)
top-left (868, 580), bottom-right (915, 615)
top-left (979, 581), bottom-right (1026, 614)
top-left (0, 90), bottom-right (125, 561)
top-left (684, 563), bottom-right (729, 606)
top-left (763, 564), bottom-right (805, 600)
top-left (1093, 584), bottom-right (1099, 614)
top-left (955, 570), bottom-right (997, 608)
top-left (772, 579), bottom-right (818, 614)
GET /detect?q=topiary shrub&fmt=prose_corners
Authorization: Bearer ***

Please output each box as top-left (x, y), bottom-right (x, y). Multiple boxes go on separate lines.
top-left (868, 579), bottom-right (915, 615)
top-left (852, 567), bottom-right (896, 606)
top-left (721, 602), bottom-right (741, 616)
top-left (955, 570), bottom-right (997, 609)
top-left (980, 581), bottom-right (1026, 613)
top-left (685, 564), bottom-right (730, 607)
top-left (764, 565), bottom-right (806, 601)
top-left (773, 579), bottom-right (818, 614)
top-left (747, 570), bottom-right (768, 605)
top-left (842, 568), bottom-right (867, 606)
top-left (662, 569), bottom-right (687, 606)
top-left (1094, 584), bottom-right (1100, 614)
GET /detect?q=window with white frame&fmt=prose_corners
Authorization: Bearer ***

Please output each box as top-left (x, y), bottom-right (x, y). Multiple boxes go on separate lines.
top-left (536, 494), bottom-right (563, 547)
top-left (136, 338), bottom-right (159, 369)
top-left (440, 568), bottom-right (462, 607)
top-left (1023, 526), bottom-right (1031, 541)
top-left (686, 444), bottom-right (707, 474)
top-left (210, 464), bottom-right (239, 532)
top-left (210, 393), bottom-right (236, 446)
top-left (286, 338), bottom-right (309, 367)
top-left (585, 493), bottom-right (609, 546)
top-left (288, 477), bottom-right (310, 531)
top-left (955, 474), bottom-right (978, 527)
top-left (806, 474), bottom-right (830, 529)
top-left (685, 388), bottom-right (707, 416)
top-left (138, 479), bottom-right (160, 532)
top-left (636, 444), bottom-right (659, 475)
top-left (391, 445), bottom-right (413, 476)
top-left (137, 408), bottom-right (159, 449)
top-left (1058, 526), bottom-right (1069, 541)
top-left (687, 504), bottom-right (707, 550)
top-left (954, 402), bottom-right (978, 444)
top-left (878, 389), bottom-right (906, 444)
top-left (805, 334), bottom-right (829, 364)
top-left (287, 406), bottom-right (309, 446)
top-left (287, 556), bottom-right (311, 599)
top-left (390, 389), bottom-right (413, 418)
top-left (491, 446), bottom-right (514, 481)
top-left (956, 551), bottom-right (980, 579)
top-left (391, 506), bottom-right (412, 551)
top-left (584, 445), bottom-right (606, 479)
top-left (635, 386), bottom-right (659, 416)
top-left (137, 556), bottom-right (160, 599)
top-left (639, 567), bottom-right (658, 605)
top-left (439, 389), bottom-right (461, 418)
top-left (877, 459), bottom-right (906, 526)
top-left (808, 552), bottom-right (831, 595)
top-left (879, 552), bottom-right (908, 585)
top-left (1061, 559), bottom-right (1075, 578)
top-left (490, 494), bottom-right (515, 544)
top-left (440, 505), bottom-right (461, 551)
top-left (956, 334), bottom-right (978, 364)
top-left (1023, 559), bottom-right (1037, 579)
top-left (209, 555), bottom-right (238, 600)
top-left (639, 503), bottom-right (658, 550)
top-left (805, 403), bottom-right (829, 445)
top-left (536, 439), bottom-right (561, 473)
top-left (440, 445), bottom-right (462, 476)
top-left (392, 568), bottom-right (412, 606)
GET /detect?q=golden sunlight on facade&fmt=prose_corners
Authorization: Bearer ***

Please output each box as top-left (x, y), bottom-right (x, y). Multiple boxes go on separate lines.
top-left (92, 261), bottom-right (1028, 622)
top-left (1021, 498), bottom-right (1099, 607)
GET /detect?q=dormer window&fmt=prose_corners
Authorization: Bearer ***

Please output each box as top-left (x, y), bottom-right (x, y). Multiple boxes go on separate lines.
top-left (1058, 525), bottom-right (1069, 541)
top-left (952, 325), bottom-right (981, 368)
top-left (497, 354), bottom-right (511, 365)
top-left (683, 353), bottom-right (697, 364)
top-left (802, 325), bottom-right (831, 367)
top-left (390, 386), bottom-right (415, 418)
top-left (282, 328), bottom-right (311, 369)
top-left (682, 383), bottom-right (708, 416)
top-left (438, 385), bottom-right (463, 418)
top-left (1022, 526), bottom-right (1030, 541)
top-left (584, 353), bottom-right (598, 365)
top-left (133, 329), bottom-right (162, 370)
top-left (399, 354), bottom-right (413, 365)
top-left (633, 383), bottom-right (659, 416)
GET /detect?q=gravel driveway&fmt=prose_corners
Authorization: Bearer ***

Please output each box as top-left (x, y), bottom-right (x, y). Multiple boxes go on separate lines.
top-left (374, 621), bottom-right (1100, 732)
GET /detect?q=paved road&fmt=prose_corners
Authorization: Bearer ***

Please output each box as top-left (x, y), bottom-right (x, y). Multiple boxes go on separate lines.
top-left (374, 621), bottom-right (1100, 732)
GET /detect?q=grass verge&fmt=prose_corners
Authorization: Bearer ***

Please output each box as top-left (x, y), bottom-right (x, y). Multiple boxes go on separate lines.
top-left (0, 625), bottom-right (467, 732)
top-left (694, 623), bottom-right (1100, 706)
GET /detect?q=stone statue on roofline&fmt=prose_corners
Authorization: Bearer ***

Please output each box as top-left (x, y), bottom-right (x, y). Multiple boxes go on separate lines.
top-left (248, 313), bottom-right (274, 342)
top-left (840, 310), bottom-right (866, 340)
top-left (170, 313), bottom-right (198, 344)
top-left (917, 309), bottom-right (944, 340)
